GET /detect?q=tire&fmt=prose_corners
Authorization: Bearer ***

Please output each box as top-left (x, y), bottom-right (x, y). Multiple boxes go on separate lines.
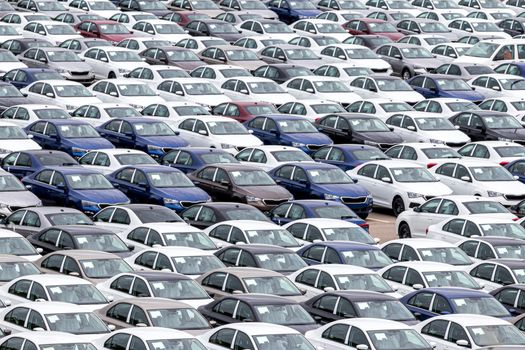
top-left (392, 196), bottom-right (406, 217)
top-left (358, 212), bottom-right (368, 220)
top-left (402, 69), bottom-right (411, 80)
top-left (398, 222), bottom-right (411, 238)
top-left (108, 72), bottom-right (116, 79)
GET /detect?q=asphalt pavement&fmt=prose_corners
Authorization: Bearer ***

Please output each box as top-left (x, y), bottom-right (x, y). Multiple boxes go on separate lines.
top-left (367, 208), bottom-right (398, 243)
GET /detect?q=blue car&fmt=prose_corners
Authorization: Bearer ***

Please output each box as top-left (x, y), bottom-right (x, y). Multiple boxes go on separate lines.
top-left (24, 119), bottom-right (114, 158)
top-left (268, 199), bottom-right (368, 229)
top-left (1, 150), bottom-right (78, 179)
top-left (107, 165), bottom-right (211, 212)
top-left (22, 166), bottom-right (130, 215)
top-left (160, 147), bottom-right (239, 174)
top-left (505, 159), bottom-right (525, 183)
top-left (296, 241), bottom-right (393, 270)
top-left (311, 144), bottom-right (390, 171)
top-left (96, 118), bottom-right (188, 159)
top-left (266, 0), bottom-right (321, 24)
top-left (2, 68), bottom-right (63, 89)
top-left (495, 62), bottom-right (525, 77)
top-left (400, 287), bottom-right (512, 321)
top-left (407, 74), bottom-right (485, 102)
top-left (269, 162), bottom-right (372, 218)
top-left (245, 115), bottom-right (332, 154)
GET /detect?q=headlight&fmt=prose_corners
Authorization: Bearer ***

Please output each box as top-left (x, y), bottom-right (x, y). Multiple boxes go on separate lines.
top-left (292, 142), bottom-right (306, 147)
top-left (221, 143), bottom-right (235, 149)
top-left (118, 68), bottom-right (130, 74)
top-left (0, 203), bottom-right (8, 209)
top-left (148, 145), bottom-right (163, 152)
top-left (363, 140), bottom-right (379, 146)
top-left (129, 104), bottom-right (143, 109)
top-left (487, 191), bottom-right (504, 197)
top-left (56, 68), bottom-right (67, 74)
top-left (163, 198), bottom-right (179, 204)
top-left (498, 137), bottom-right (512, 141)
top-left (71, 147), bottom-right (87, 154)
top-left (407, 192), bottom-right (423, 198)
top-left (81, 200), bottom-right (98, 208)
top-left (65, 105), bottom-right (78, 111)
top-left (324, 194), bottom-right (340, 200)
top-left (246, 196), bottom-right (261, 202)
top-left (429, 139), bottom-right (445, 144)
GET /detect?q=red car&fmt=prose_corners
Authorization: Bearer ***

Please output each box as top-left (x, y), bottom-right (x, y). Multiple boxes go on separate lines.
top-left (343, 18), bottom-right (404, 41)
top-left (160, 11), bottom-right (211, 27)
top-left (212, 102), bottom-right (279, 123)
top-left (75, 20), bottom-right (134, 44)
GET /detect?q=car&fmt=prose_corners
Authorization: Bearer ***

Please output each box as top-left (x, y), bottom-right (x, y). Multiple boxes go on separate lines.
top-left (75, 20), bottom-right (134, 45)
top-left (36, 250), bottom-right (133, 284)
top-left (408, 74), bottom-right (485, 102)
top-left (306, 318), bottom-right (433, 350)
top-left (397, 35), bottom-right (449, 50)
top-left (310, 144), bottom-right (390, 172)
top-left (397, 18), bottom-right (459, 41)
top-left (160, 147), bottom-right (238, 174)
top-left (434, 62), bottom-right (495, 81)
top-left (378, 261), bottom-right (482, 296)
top-left (0, 121), bottom-right (41, 160)
top-left (142, 101), bottom-right (212, 120)
top-left (297, 241), bottom-right (393, 270)
top-left (72, 103), bottom-right (143, 126)
top-left (214, 244), bottom-right (307, 274)
top-left (455, 39), bottom-right (525, 68)
top-left (0, 255), bottom-right (41, 285)
top-left (235, 145), bottom-right (313, 172)
top-left (1, 104), bottom-right (70, 128)
top-left (0, 168), bottom-right (42, 218)
top-left (479, 97), bottom-right (525, 125)
top-left (345, 98), bottom-right (415, 120)
top-left (431, 43), bottom-right (473, 60)
top-left (68, 0), bottom-right (120, 18)
top-left (315, 113), bottom-right (404, 150)
top-left (413, 97), bottom-right (481, 118)
top-left (494, 62), bottom-right (525, 78)
top-left (277, 99), bottom-right (347, 120)
top-left (1, 150), bottom-right (77, 180)
top-left (0, 38), bottom-right (52, 57)
top-left (343, 18), bottom-right (404, 41)
top-left (0, 82), bottom-right (40, 113)
top-left (190, 64), bottom-right (252, 87)
top-left (258, 44), bottom-right (327, 71)
top-left (385, 112), bottom-right (471, 146)
top-left (1, 68), bottom-right (63, 89)
top-left (117, 0), bottom-right (171, 16)
top-left (139, 47), bottom-right (204, 71)
top-left (116, 37), bottom-right (174, 52)
top-left (22, 20), bottom-right (83, 46)
top-left (289, 19), bottom-right (350, 42)
top-left (156, 77), bottom-right (231, 108)
top-left (426, 215), bottom-right (525, 244)
top-left (88, 79), bottom-right (165, 110)
top-left (131, 19), bottom-right (190, 42)
top-left (219, 1), bottom-right (275, 20)
top-left (317, 10), bottom-right (368, 23)
top-left (221, 77), bottom-right (296, 105)
top-left (457, 236), bottom-right (525, 263)
top-left (81, 46), bottom-right (148, 79)
top-left (288, 35), bottom-right (341, 52)
top-left (384, 143), bottom-right (461, 168)
top-left (320, 44), bottom-right (393, 75)
top-left (342, 34), bottom-right (394, 50)
top-left (58, 37), bottom-right (112, 53)
top-left (0, 274), bottom-right (110, 311)
top-left (414, 314), bottom-right (525, 349)
top-left (449, 111), bottom-right (525, 144)
top-left (180, 202), bottom-right (271, 229)
top-left (97, 271), bottom-right (213, 308)
top-left (252, 63), bottom-right (315, 85)
top-left (490, 284), bottom-right (525, 315)
top-left (0, 332), bottom-right (98, 350)
top-left (467, 259), bottom-right (525, 291)
top-left (0, 49), bottom-right (26, 77)
top-left (457, 141), bottom-right (525, 166)
top-left (448, 19), bottom-right (511, 40)
top-left (468, 74), bottom-right (525, 99)
top-left (108, 11), bottom-right (157, 30)
top-left (1, 206), bottom-right (92, 237)
top-left (267, 0), bottom-right (322, 24)
top-left (174, 36), bottom-right (229, 53)
top-left (79, 148), bottom-right (157, 175)
top-left (347, 75), bottom-right (425, 104)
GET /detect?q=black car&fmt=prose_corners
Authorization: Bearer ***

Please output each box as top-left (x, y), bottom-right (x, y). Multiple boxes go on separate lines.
top-left (185, 19), bottom-right (243, 42)
top-left (0, 38), bottom-right (53, 55)
top-left (301, 290), bottom-right (418, 325)
top-left (198, 294), bottom-right (317, 333)
top-left (315, 113), bottom-right (403, 150)
top-left (180, 202), bottom-right (271, 229)
top-left (0, 82), bottom-right (36, 112)
top-left (491, 284), bottom-right (525, 315)
top-left (27, 225), bottom-right (134, 257)
top-left (252, 64), bottom-right (315, 84)
top-left (214, 244), bottom-right (307, 274)
top-left (449, 111), bottom-right (525, 143)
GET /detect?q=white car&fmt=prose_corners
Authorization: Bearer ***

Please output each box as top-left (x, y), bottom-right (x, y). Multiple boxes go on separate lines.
top-left (71, 103), bottom-right (142, 126)
top-left (316, 10), bottom-right (364, 24)
top-left (0, 331), bottom-right (99, 350)
top-left (20, 80), bottom-right (102, 112)
top-left (0, 228), bottom-right (42, 261)
top-left (313, 62), bottom-right (377, 82)
top-left (222, 77), bottom-right (297, 105)
top-left (199, 323), bottom-right (315, 350)
top-left (288, 264), bottom-right (401, 297)
top-left (283, 76), bottom-right (361, 105)
top-left (417, 10), bottom-right (465, 24)
top-left (413, 97), bottom-right (481, 118)
top-left (377, 261), bottom-right (482, 296)
top-left (466, 9), bottom-right (513, 21)
top-left (307, 318), bottom-right (434, 350)
top-left (81, 46), bottom-right (148, 79)
top-left (385, 143), bottom-right (462, 168)
top-left (0, 12), bottom-right (52, 32)
top-left (118, 222), bottom-right (221, 251)
top-left (426, 215), bottom-right (525, 244)
top-left (288, 35), bottom-right (342, 52)
top-left (175, 36), bottom-right (229, 53)
top-left (236, 19), bottom-right (296, 42)
top-left (320, 44), bottom-right (393, 74)
top-left (467, 259), bottom-right (525, 291)
top-left (0, 121), bottom-right (41, 156)
top-left (234, 36), bottom-right (287, 52)
top-left (277, 99), bottom-right (347, 120)
top-left (469, 74), bottom-right (525, 99)
top-left (415, 314), bottom-right (525, 349)
top-left (78, 148), bottom-right (157, 174)
top-left (126, 65), bottom-right (190, 88)
top-left (124, 246), bottom-right (225, 278)
top-left (346, 98), bottom-right (415, 120)
top-left (289, 19), bottom-right (350, 42)
top-left (456, 236), bottom-right (525, 262)
top-left (479, 97), bottom-right (525, 124)
top-left (0, 49), bottom-right (26, 76)
top-left (70, 0), bottom-right (120, 18)
top-left (168, 115), bottom-right (262, 153)
top-left (131, 19), bottom-right (191, 43)
top-left (116, 37), bottom-right (174, 51)
top-left (282, 218), bottom-right (379, 245)
top-left (96, 271), bottom-right (214, 307)
top-left (448, 19), bottom-right (511, 39)
top-left (0, 274), bottom-right (110, 311)
top-left (156, 78), bottom-right (231, 108)
top-left (141, 101), bottom-right (211, 119)
top-left (349, 160), bottom-right (453, 216)
top-left (455, 39), bottom-right (525, 67)
top-left (385, 112), bottom-right (471, 145)
top-left (0, 104), bottom-right (70, 127)
top-left (22, 21), bottom-right (83, 45)
top-left (235, 145), bottom-right (313, 171)
top-left (395, 195), bottom-right (517, 238)
top-left (397, 34), bottom-right (450, 50)
top-left (347, 76), bottom-right (425, 104)
top-left (87, 79), bottom-right (165, 110)
top-left (431, 42), bottom-right (473, 59)
top-left (457, 141), bottom-right (525, 165)
top-left (190, 64), bottom-right (252, 87)
top-left (430, 159), bottom-right (525, 206)
top-left (381, 238), bottom-right (473, 266)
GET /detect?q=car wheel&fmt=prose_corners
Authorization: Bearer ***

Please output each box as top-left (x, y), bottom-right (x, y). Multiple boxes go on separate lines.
top-left (398, 222), bottom-right (411, 238)
top-left (108, 72), bottom-right (116, 79)
top-left (392, 196), bottom-right (405, 216)
top-left (358, 212), bottom-right (368, 220)
top-left (402, 69), bottom-right (411, 80)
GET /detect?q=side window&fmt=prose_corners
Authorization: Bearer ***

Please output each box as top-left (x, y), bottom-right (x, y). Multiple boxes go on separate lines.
top-left (322, 324), bottom-right (349, 345)
top-left (408, 292), bottom-right (433, 310)
top-left (382, 266), bottom-right (406, 283)
top-left (213, 299), bottom-right (237, 317)
top-left (470, 263), bottom-right (495, 280)
top-left (421, 320), bottom-right (448, 339)
top-left (494, 266), bottom-right (514, 285)
top-left (432, 295), bottom-right (452, 314)
top-left (209, 329), bottom-right (235, 348)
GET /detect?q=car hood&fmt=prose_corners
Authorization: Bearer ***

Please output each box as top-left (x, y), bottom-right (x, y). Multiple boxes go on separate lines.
top-left (65, 137), bottom-right (114, 149)
top-left (440, 90), bottom-right (485, 101)
top-left (252, 9), bottom-right (278, 19)
top-left (292, 9), bottom-right (321, 16)
top-left (72, 188), bottom-right (130, 203)
top-left (287, 59), bottom-right (326, 70)
top-left (353, 58), bottom-right (391, 71)
top-left (253, 92), bottom-right (295, 105)
top-left (238, 185), bottom-right (292, 199)
top-left (0, 96), bottom-right (32, 108)
top-left (215, 32), bottom-right (244, 42)
top-left (0, 190), bottom-right (41, 207)
top-left (172, 60), bottom-right (205, 71)
top-left (153, 186), bottom-right (210, 201)
top-left (283, 132), bottom-right (332, 145)
top-left (211, 134), bottom-right (263, 147)
top-left (286, 323), bottom-right (319, 334)
top-left (395, 181), bottom-right (453, 196)
top-left (0, 139), bottom-right (41, 151)
top-left (101, 33), bottom-right (134, 43)
top-left (137, 135), bottom-right (189, 147)
top-left (405, 57), bottom-right (443, 69)
top-left (386, 90), bottom-right (425, 103)
top-left (312, 183), bottom-right (370, 197)
top-left (49, 61), bottom-right (92, 73)
top-left (357, 131), bottom-right (404, 143)
top-left (420, 130), bottom-right (470, 143)
top-left (474, 180), bottom-right (525, 194)
top-left (0, 62), bottom-right (26, 74)
top-left (59, 97), bottom-right (102, 108)
top-left (490, 128), bottom-right (525, 140)
top-left (233, 60), bottom-right (266, 71)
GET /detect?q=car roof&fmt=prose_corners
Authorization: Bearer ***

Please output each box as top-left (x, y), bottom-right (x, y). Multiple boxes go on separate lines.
top-left (473, 237), bottom-right (525, 246)
top-left (0, 254), bottom-right (37, 263)
top-left (297, 264), bottom-right (376, 274)
top-left (417, 287), bottom-right (493, 298)
top-left (289, 218), bottom-right (359, 228)
top-left (14, 274), bottom-right (91, 286)
top-left (20, 206), bottom-right (83, 215)
top-left (205, 267), bottom-right (282, 277)
top-left (430, 314), bottom-right (511, 325)
top-left (307, 241), bottom-right (379, 250)
top-left (220, 294), bottom-right (298, 305)
top-left (387, 261), bottom-right (464, 271)
top-left (111, 327), bottom-right (194, 341)
top-left (365, 159), bottom-right (424, 168)
top-left (46, 225), bottom-right (113, 235)
top-left (6, 331), bottom-right (90, 345)
top-left (41, 166), bottom-right (104, 175)
top-left (120, 271), bottom-right (192, 281)
top-left (328, 318), bottom-right (413, 331)
top-left (141, 246), bottom-right (214, 257)
top-left (214, 322), bottom-right (300, 335)
top-left (218, 220), bottom-right (280, 230)
top-left (324, 290), bottom-right (396, 301)
top-left (486, 259), bottom-right (525, 268)
top-left (131, 222), bottom-right (199, 233)
top-left (41, 250), bottom-right (121, 260)
top-left (12, 301), bottom-right (91, 314)
top-left (451, 215), bottom-right (515, 224)
top-left (222, 244), bottom-right (294, 254)
top-left (112, 297), bottom-right (191, 309)
top-left (385, 238), bottom-right (455, 248)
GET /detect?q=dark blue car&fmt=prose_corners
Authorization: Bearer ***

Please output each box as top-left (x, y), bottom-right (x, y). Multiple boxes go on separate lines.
top-left (1, 150), bottom-right (78, 179)
top-left (160, 147), bottom-right (239, 174)
top-left (269, 162), bottom-right (372, 218)
top-left (408, 74), bottom-right (485, 102)
top-left (2, 68), bottom-right (63, 89)
top-left (22, 166), bottom-right (130, 215)
top-left (268, 199), bottom-right (368, 229)
top-left (400, 287), bottom-right (512, 321)
top-left (107, 165), bottom-right (211, 212)
top-left (266, 0), bottom-right (321, 24)
top-left (311, 144), bottom-right (390, 171)
top-left (96, 118), bottom-right (188, 159)
top-left (505, 159), bottom-right (525, 183)
top-left (244, 115), bottom-right (333, 154)
top-left (296, 241), bottom-right (393, 270)
top-left (24, 119), bottom-right (114, 158)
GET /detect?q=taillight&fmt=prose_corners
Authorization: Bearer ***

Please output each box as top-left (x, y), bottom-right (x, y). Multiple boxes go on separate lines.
top-left (427, 163), bottom-right (437, 168)
top-left (513, 217), bottom-right (519, 221)
top-left (425, 227), bottom-right (429, 234)
top-left (500, 161), bottom-right (509, 166)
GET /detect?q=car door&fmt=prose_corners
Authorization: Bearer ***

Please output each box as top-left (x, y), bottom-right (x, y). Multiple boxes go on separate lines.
top-left (409, 198), bottom-right (443, 237)
top-left (29, 170), bottom-right (55, 205)
top-left (469, 262), bottom-right (499, 291)
top-left (381, 265), bottom-right (409, 294)
top-left (405, 291), bottom-right (436, 320)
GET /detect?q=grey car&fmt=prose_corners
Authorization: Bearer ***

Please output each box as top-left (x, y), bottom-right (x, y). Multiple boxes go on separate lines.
top-left (376, 43), bottom-right (448, 79)
top-left (18, 47), bottom-right (95, 84)
top-left (258, 44), bottom-right (327, 70)
top-left (0, 169), bottom-right (41, 219)
top-left (434, 62), bottom-right (495, 81)
top-left (1, 206), bottom-right (93, 237)
top-left (396, 18), bottom-right (461, 41)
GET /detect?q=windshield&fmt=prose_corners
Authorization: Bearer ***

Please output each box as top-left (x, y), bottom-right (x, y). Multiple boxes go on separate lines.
top-left (0, 261), bottom-right (40, 281)
top-left (341, 249), bottom-right (392, 269)
top-left (47, 284), bottom-right (107, 304)
top-left (163, 231), bottom-right (217, 250)
top-left (80, 258), bottom-right (133, 278)
top-left (355, 300), bottom-right (415, 321)
top-left (469, 166), bottom-right (514, 181)
top-left (114, 153), bottom-right (156, 165)
top-left (500, 79), bottom-right (525, 91)
top-left (173, 106), bottom-right (210, 116)
top-left (254, 252), bottom-right (307, 272)
top-left (134, 122), bottom-right (175, 136)
top-left (35, 152), bottom-right (76, 166)
top-left (107, 50), bottom-right (142, 62)
top-left (465, 42), bottom-right (499, 58)
top-left (511, 101), bottom-right (525, 111)
top-left (285, 48), bottom-right (319, 60)
top-left (55, 85), bottom-right (93, 98)
top-left (207, 121), bottom-right (249, 135)
top-left (401, 46), bottom-right (433, 58)
top-left (368, 22), bottom-right (398, 33)
top-left (463, 201), bottom-right (508, 214)
top-left (46, 212), bottom-right (92, 226)
top-left (379, 102), bottom-right (413, 112)
top-left (418, 247), bottom-right (472, 265)
top-left (88, 0), bottom-right (117, 9)
top-left (479, 223), bottom-right (525, 240)
top-left (138, 0), bottom-right (167, 9)
top-left (143, 40), bottom-right (172, 48)
top-left (151, 23), bottom-right (184, 35)
top-left (311, 103), bottom-right (345, 114)
top-left (446, 101), bottom-right (479, 112)
top-left (254, 304), bottom-right (314, 325)
top-left (246, 105), bottom-right (278, 115)
top-left (244, 229), bottom-right (299, 247)
top-left (0, 51), bottom-right (17, 62)
top-left (230, 170), bottom-right (276, 186)
top-left (0, 85), bottom-right (23, 98)
top-left (271, 150), bottom-right (312, 162)
top-left (254, 334), bottom-right (314, 350)
top-left (34, 108), bottom-right (71, 119)
top-left (420, 21), bottom-right (448, 33)
top-left (345, 48), bottom-right (378, 59)
top-left (207, 22), bottom-right (236, 34)
top-left (66, 173), bottom-right (113, 190)
top-left (148, 308), bottom-right (209, 329)
top-left (172, 255), bottom-right (224, 275)
top-left (147, 339), bottom-right (207, 350)
top-left (167, 49), bottom-right (200, 61)
top-left (97, 23), bottom-right (127, 34)
top-left (313, 205), bottom-right (358, 219)
top-left (277, 119), bottom-right (317, 133)
top-left (315, 23), bottom-right (346, 34)
top-left (495, 146), bottom-right (525, 157)
top-left (184, 82), bottom-right (221, 95)
top-left (59, 124), bottom-right (99, 138)
top-left (313, 36), bottom-right (340, 45)
top-left (260, 22), bottom-right (292, 33)
top-left (219, 68), bottom-right (251, 78)
top-left (367, 329), bottom-right (430, 350)
top-left (33, 71), bottom-right (63, 80)
top-left (118, 83), bottom-right (156, 96)
top-left (373, 79), bottom-right (412, 91)
top-left (247, 81), bottom-right (284, 94)
top-left (150, 279), bottom-right (209, 299)
top-left (45, 24), bottom-right (76, 35)
top-left (497, 243), bottom-right (525, 259)
top-left (223, 208), bottom-right (269, 221)
top-left (243, 276), bottom-right (301, 296)
top-left (38, 1), bottom-right (65, 10)
top-left (74, 233), bottom-right (129, 253)
top-left (0, 237), bottom-right (38, 256)
top-left (421, 148), bottom-right (461, 159)
top-left (314, 80), bottom-right (350, 93)
top-left (425, 37), bottom-right (448, 45)
top-left (467, 325), bottom-right (525, 347)
top-left (472, 22), bottom-right (501, 32)
top-left (200, 153), bottom-right (238, 164)
top-left (481, 115), bottom-right (522, 129)
top-left (133, 207), bottom-right (183, 223)
top-left (308, 168), bottom-right (354, 184)
top-left (423, 271), bottom-right (481, 289)
top-left (0, 175), bottom-right (25, 191)
top-left (436, 78), bottom-right (472, 91)
top-left (451, 297), bottom-right (509, 317)
top-left (323, 227), bottom-right (375, 244)
top-left (416, 117), bottom-right (456, 130)
top-left (45, 312), bottom-right (108, 334)
top-left (147, 171), bottom-right (194, 188)
top-left (335, 273), bottom-right (394, 292)
top-left (40, 345), bottom-right (96, 350)
top-left (350, 118), bottom-right (391, 132)
top-left (351, 149), bottom-right (389, 160)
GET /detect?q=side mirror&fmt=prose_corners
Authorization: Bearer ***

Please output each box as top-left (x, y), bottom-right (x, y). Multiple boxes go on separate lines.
top-left (413, 283), bottom-right (423, 290)
top-left (38, 31), bottom-right (46, 35)
top-left (127, 244), bottom-right (135, 251)
top-left (69, 271), bottom-right (80, 276)
top-left (394, 54), bottom-right (402, 59)
top-left (56, 183), bottom-right (67, 192)
top-left (36, 247), bottom-right (43, 254)
top-left (198, 129), bottom-right (207, 135)
top-left (338, 55), bottom-right (346, 59)
top-left (381, 177), bottom-right (392, 183)
top-left (45, 92), bottom-right (54, 98)
top-left (323, 287), bottom-right (335, 292)
top-left (239, 89), bottom-right (248, 94)
top-left (514, 175), bottom-right (520, 180)
top-left (492, 85), bottom-right (501, 91)
top-left (100, 57), bottom-right (108, 62)
top-left (33, 327), bottom-right (45, 332)
top-left (38, 57), bottom-right (47, 63)
top-left (232, 290), bottom-right (243, 294)
top-left (356, 345), bottom-right (369, 350)
top-left (305, 88), bottom-right (314, 93)
top-left (277, 55), bottom-right (286, 60)
top-left (269, 129), bottom-right (279, 135)
top-left (456, 340), bottom-right (469, 348)
top-left (136, 323), bottom-right (147, 327)
top-left (175, 90), bottom-right (184, 96)
top-left (460, 176), bottom-right (471, 182)
top-left (109, 91), bottom-right (118, 97)
top-left (407, 125), bottom-right (416, 131)
top-left (147, 30), bottom-right (155, 34)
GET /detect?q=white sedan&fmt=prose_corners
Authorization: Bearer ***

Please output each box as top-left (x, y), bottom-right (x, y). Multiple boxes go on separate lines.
top-left (116, 37), bottom-right (173, 51)
top-left (0, 104), bottom-right (70, 127)
top-left (348, 76), bottom-right (425, 104)
top-left (175, 36), bottom-right (229, 53)
top-left (479, 97), bottom-right (525, 123)
top-left (468, 74), bottom-right (525, 99)
top-left (81, 46), bottom-right (149, 79)
top-left (78, 148), bottom-right (157, 174)
top-left (413, 97), bottom-right (481, 118)
top-left (87, 79), bottom-right (165, 110)
top-left (457, 141), bottom-right (525, 165)
top-left (319, 44), bottom-right (393, 74)
top-left (289, 19), bottom-right (350, 42)
top-left (384, 143), bottom-right (462, 168)
top-left (190, 64), bottom-right (252, 86)
top-left (235, 145), bottom-right (313, 171)
top-left (125, 65), bottom-right (190, 88)
top-left (222, 77), bottom-right (297, 105)
top-left (277, 99), bottom-right (347, 120)
top-left (141, 101), bottom-right (211, 119)
top-left (283, 76), bottom-right (361, 105)
top-left (467, 259), bottom-right (525, 291)
top-left (349, 160), bottom-right (453, 216)
top-left (313, 62), bottom-right (376, 82)
top-left (71, 103), bottom-right (142, 126)
top-left (131, 19), bottom-right (190, 43)
top-left (156, 78), bottom-right (231, 108)
top-left (346, 99), bottom-right (415, 120)
top-left (22, 21), bottom-right (82, 45)
top-left (108, 11), bottom-right (157, 30)
top-left (0, 332), bottom-right (99, 350)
